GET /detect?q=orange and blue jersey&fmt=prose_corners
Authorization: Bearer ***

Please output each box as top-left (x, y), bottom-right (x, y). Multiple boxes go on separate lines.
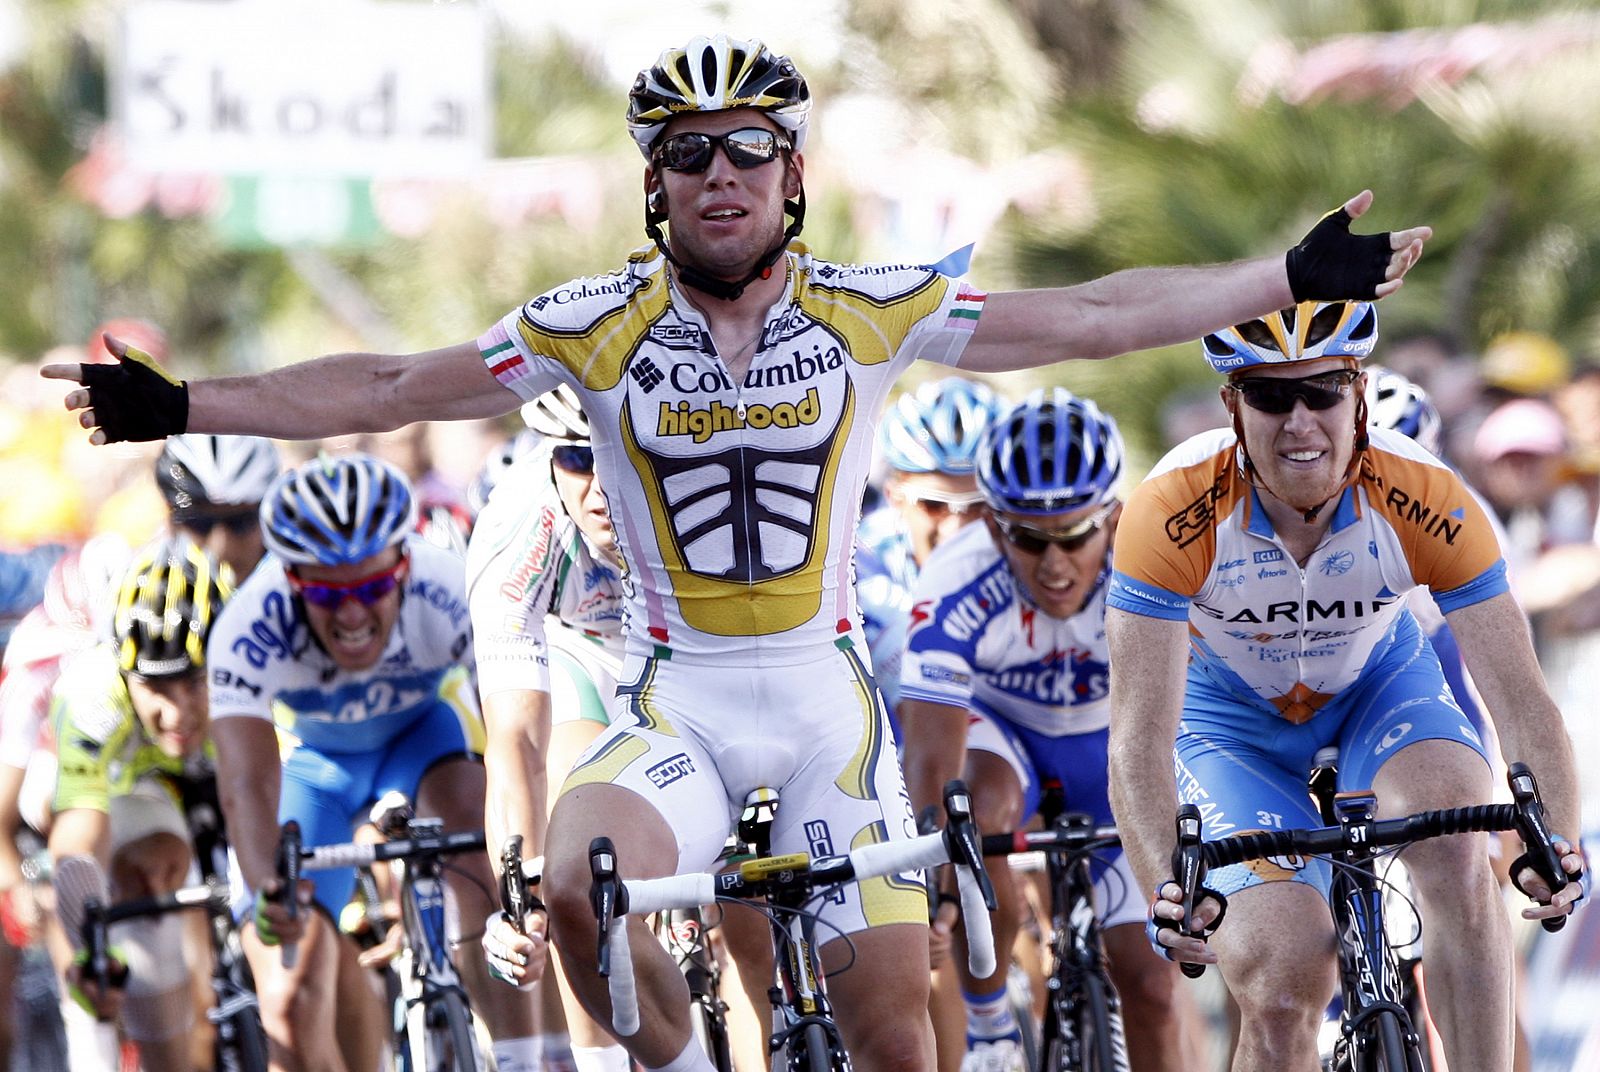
top-left (1107, 426), bottom-right (1507, 724)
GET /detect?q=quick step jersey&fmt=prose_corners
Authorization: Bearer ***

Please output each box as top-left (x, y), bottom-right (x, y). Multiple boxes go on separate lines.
top-left (1106, 426), bottom-right (1507, 723)
top-left (899, 522), bottom-right (1112, 737)
top-left (479, 242), bottom-right (982, 665)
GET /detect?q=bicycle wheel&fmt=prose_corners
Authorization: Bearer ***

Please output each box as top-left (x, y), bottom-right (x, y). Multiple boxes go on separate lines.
top-left (1352, 1008), bottom-right (1419, 1072)
top-left (802, 1020), bottom-right (834, 1072)
top-left (215, 1003), bottom-right (270, 1072)
top-left (1073, 972), bottom-right (1124, 1072)
top-left (690, 993), bottom-right (735, 1072)
top-left (405, 988), bottom-right (478, 1072)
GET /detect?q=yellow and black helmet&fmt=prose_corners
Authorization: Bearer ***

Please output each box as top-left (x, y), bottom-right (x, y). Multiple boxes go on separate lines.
top-left (626, 34), bottom-right (811, 158)
top-left (112, 537), bottom-right (232, 678)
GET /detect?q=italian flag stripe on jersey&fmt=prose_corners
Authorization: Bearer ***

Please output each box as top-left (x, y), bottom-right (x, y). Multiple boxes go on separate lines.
top-left (947, 285), bottom-right (986, 329)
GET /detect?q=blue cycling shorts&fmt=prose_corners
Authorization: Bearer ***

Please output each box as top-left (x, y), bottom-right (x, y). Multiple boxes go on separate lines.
top-left (278, 699), bottom-right (477, 915)
top-left (1176, 621), bottom-right (1489, 901)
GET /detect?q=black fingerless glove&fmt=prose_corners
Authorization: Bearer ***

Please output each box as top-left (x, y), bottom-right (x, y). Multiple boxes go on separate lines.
top-left (79, 346), bottom-right (189, 442)
top-left (1285, 207), bottom-right (1393, 302)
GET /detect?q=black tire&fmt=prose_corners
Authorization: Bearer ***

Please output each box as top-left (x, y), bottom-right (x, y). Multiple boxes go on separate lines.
top-left (1074, 973), bottom-right (1122, 1072)
top-left (1353, 1009), bottom-right (1418, 1072)
top-left (1010, 965), bottom-right (1041, 1072)
top-left (801, 1021), bottom-right (834, 1072)
top-left (691, 994), bottom-right (735, 1072)
top-left (215, 1004), bottom-right (270, 1072)
top-left (406, 989), bottom-right (477, 1072)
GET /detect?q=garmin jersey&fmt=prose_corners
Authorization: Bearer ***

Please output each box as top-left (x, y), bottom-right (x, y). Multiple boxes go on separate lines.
top-left (206, 539), bottom-right (477, 754)
top-left (1107, 426), bottom-right (1508, 723)
top-left (478, 242), bottom-right (982, 665)
top-left (900, 522), bottom-right (1112, 737)
top-left (50, 647), bottom-right (209, 815)
top-left (465, 449), bottom-right (624, 697)
top-left (854, 506), bottom-right (920, 710)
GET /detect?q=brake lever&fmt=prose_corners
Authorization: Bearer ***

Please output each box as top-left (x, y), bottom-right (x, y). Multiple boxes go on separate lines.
top-left (1173, 803), bottom-right (1207, 978)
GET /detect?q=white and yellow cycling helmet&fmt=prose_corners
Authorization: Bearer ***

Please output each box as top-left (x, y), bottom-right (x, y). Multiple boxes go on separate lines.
top-left (626, 34), bottom-right (811, 157)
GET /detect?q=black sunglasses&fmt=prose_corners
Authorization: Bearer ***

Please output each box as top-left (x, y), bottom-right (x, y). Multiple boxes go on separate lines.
top-left (653, 127), bottom-right (792, 173)
top-left (176, 512), bottom-right (258, 537)
top-left (1229, 370), bottom-right (1360, 415)
top-left (551, 444), bottom-right (595, 475)
top-left (995, 504), bottom-right (1116, 555)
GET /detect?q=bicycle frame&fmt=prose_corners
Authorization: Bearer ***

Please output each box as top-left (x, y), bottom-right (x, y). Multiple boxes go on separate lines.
top-left (590, 781), bottom-right (996, 1072)
top-left (1320, 792), bottom-right (1424, 1071)
top-left (1041, 827), bottom-right (1131, 1072)
top-left (985, 809), bottom-right (1130, 1072)
top-left (286, 818), bottom-right (487, 1072)
top-left (735, 789), bottom-right (848, 1072)
top-left (79, 881), bottom-right (266, 1072)
top-left (1172, 762), bottom-right (1578, 1072)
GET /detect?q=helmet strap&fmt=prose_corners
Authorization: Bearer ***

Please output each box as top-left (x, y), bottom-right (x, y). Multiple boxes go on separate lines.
top-left (1229, 401), bottom-right (1368, 527)
top-left (646, 188), bottom-right (806, 302)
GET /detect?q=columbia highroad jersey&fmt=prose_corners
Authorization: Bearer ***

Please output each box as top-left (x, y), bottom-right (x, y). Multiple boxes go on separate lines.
top-left (206, 539), bottom-right (475, 754)
top-left (478, 242), bottom-right (983, 664)
top-left (1107, 426), bottom-right (1507, 724)
top-left (51, 646), bottom-right (208, 814)
top-left (900, 522), bottom-right (1112, 738)
top-left (465, 449), bottom-right (624, 697)
top-left (855, 505), bottom-right (920, 710)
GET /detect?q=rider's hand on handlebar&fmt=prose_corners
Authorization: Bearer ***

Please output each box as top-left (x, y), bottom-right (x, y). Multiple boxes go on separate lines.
top-left (484, 910), bottom-right (548, 991)
top-left (66, 946), bottom-right (129, 1023)
top-left (1516, 838), bottom-right (1588, 922)
top-left (1146, 881), bottom-right (1222, 966)
top-left (253, 878), bottom-right (314, 948)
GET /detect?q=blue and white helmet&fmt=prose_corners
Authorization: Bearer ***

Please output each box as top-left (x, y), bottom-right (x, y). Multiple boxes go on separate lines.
top-left (879, 378), bottom-right (1007, 475)
top-left (1365, 365), bottom-right (1443, 456)
top-left (1202, 301), bottom-right (1377, 374)
top-left (978, 388), bottom-right (1124, 516)
top-left (260, 454), bottom-right (417, 566)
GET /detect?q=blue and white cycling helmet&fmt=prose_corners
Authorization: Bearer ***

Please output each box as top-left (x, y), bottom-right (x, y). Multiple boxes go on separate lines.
top-left (879, 378), bottom-right (1007, 475)
top-left (1365, 365), bottom-right (1443, 456)
top-left (978, 388), bottom-right (1124, 516)
top-left (260, 454), bottom-right (417, 566)
top-left (1202, 300), bottom-right (1377, 374)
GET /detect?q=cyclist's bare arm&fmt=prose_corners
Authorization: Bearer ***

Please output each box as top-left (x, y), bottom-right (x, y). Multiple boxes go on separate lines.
top-left (210, 717), bottom-right (287, 895)
top-left (898, 698), bottom-right (972, 818)
top-left (45, 336), bottom-right (518, 443)
top-left (46, 807), bottom-right (112, 879)
top-left (1105, 608), bottom-right (1218, 959)
top-left (1443, 591), bottom-right (1585, 907)
top-left (483, 688), bottom-right (554, 869)
top-left (959, 191), bottom-right (1429, 373)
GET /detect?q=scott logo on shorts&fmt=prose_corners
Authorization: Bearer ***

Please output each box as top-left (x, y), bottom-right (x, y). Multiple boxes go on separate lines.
top-left (645, 752), bottom-right (696, 788)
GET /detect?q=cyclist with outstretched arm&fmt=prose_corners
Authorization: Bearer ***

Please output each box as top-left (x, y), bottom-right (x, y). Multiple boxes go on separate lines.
top-left (1103, 300), bottom-right (1585, 1072)
top-left (47, 32), bottom-right (1427, 1072)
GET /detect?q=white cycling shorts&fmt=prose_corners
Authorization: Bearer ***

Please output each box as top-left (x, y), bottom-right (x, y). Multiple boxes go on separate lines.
top-left (560, 640), bottom-right (926, 936)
